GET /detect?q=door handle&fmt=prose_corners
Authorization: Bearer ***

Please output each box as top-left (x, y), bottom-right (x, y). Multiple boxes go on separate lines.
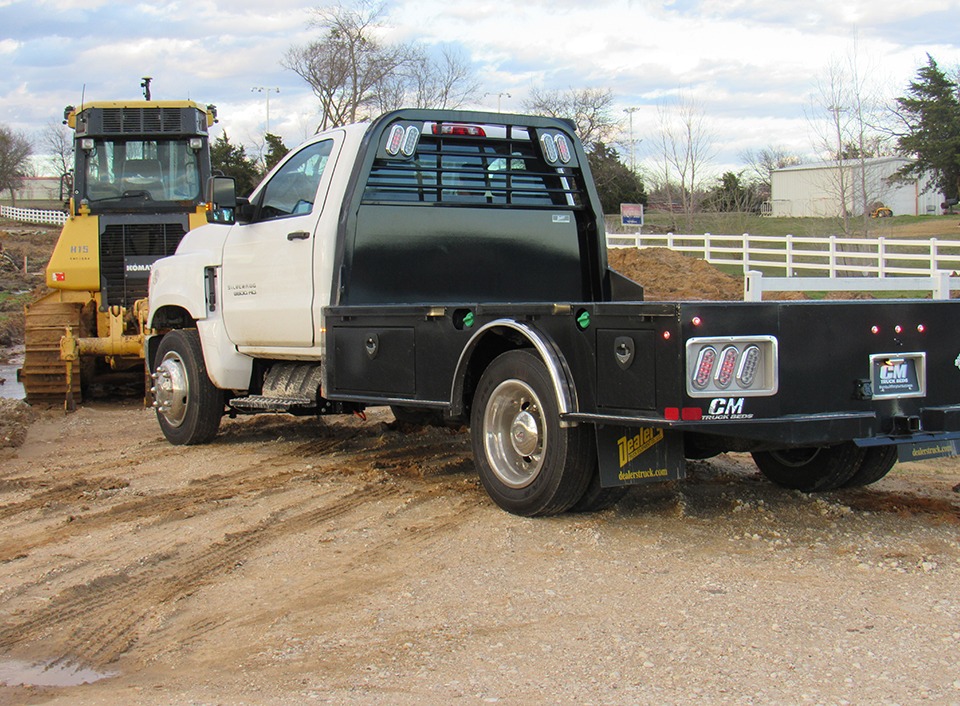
top-left (287, 231), bottom-right (310, 241)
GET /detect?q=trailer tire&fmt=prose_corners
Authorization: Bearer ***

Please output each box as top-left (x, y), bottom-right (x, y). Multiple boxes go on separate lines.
top-left (470, 350), bottom-right (592, 516)
top-left (752, 442), bottom-right (865, 492)
top-left (153, 329), bottom-right (224, 445)
top-left (842, 445), bottom-right (898, 487)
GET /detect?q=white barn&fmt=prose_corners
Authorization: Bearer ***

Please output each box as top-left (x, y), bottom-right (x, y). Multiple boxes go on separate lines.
top-left (769, 156), bottom-right (942, 217)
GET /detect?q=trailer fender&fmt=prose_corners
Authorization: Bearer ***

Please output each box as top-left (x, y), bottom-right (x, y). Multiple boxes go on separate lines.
top-left (450, 318), bottom-right (579, 426)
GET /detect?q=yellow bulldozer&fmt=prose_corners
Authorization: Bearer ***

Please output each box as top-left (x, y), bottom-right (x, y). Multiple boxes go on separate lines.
top-left (19, 93), bottom-right (217, 407)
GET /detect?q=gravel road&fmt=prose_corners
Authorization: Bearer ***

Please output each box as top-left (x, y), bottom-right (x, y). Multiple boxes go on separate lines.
top-left (0, 402), bottom-right (958, 705)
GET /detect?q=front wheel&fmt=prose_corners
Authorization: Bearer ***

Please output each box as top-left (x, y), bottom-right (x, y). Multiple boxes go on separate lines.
top-left (752, 442), bottom-right (864, 492)
top-left (470, 350), bottom-right (592, 516)
top-left (153, 329), bottom-right (224, 445)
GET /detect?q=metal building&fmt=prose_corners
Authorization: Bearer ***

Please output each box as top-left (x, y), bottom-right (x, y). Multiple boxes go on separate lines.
top-left (769, 156), bottom-right (942, 217)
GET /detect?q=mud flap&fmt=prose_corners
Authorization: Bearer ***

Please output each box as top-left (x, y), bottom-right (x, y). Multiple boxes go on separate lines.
top-left (595, 425), bottom-right (685, 487)
top-left (896, 438), bottom-right (960, 463)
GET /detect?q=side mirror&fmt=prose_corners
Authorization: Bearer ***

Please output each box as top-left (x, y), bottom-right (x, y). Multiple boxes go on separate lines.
top-left (205, 176), bottom-right (238, 224)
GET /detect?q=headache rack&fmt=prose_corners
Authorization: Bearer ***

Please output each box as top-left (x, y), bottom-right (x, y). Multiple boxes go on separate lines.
top-left (362, 120), bottom-right (587, 208)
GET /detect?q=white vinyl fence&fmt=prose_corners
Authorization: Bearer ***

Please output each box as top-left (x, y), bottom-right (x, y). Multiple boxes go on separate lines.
top-left (0, 205), bottom-right (67, 226)
top-left (608, 231), bottom-right (960, 300)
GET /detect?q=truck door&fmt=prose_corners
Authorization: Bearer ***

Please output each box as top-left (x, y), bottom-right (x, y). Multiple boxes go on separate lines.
top-left (220, 134), bottom-right (341, 348)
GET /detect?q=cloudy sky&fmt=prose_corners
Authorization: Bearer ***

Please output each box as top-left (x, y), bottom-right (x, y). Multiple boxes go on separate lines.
top-left (2, 0), bottom-right (960, 177)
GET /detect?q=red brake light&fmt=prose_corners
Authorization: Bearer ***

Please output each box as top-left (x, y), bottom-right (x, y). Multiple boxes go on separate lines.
top-left (432, 124), bottom-right (486, 137)
top-left (716, 346), bottom-right (738, 388)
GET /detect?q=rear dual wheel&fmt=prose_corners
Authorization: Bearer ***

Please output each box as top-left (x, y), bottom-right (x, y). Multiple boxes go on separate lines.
top-left (752, 443), bottom-right (865, 492)
top-left (753, 442), bottom-right (898, 492)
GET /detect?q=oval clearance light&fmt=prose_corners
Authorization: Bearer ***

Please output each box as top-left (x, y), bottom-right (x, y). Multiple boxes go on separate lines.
top-left (541, 133), bottom-right (559, 163)
top-left (715, 346), bottom-right (739, 388)
top-left (555, 134), bottom-right (572, 163)
top-left (692, 346), bottom-right (717, 389)
top-left (401, 125), bottom-right (420, 156)
top-left (386, 124), bottom-right (405, 155)
top-left (737, 345), bottom-right (761, 388)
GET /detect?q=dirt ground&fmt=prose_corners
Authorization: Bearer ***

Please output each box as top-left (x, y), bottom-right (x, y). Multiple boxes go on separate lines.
top-left (0, 404), bottom-right (958, 705)
top-left (1, 222), bottom-right (959, 703)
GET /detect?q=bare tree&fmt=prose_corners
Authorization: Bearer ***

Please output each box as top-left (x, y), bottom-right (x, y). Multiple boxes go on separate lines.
top-left (653, 95), bottom-right (716, 231)
top-left (41, 121), bottom-right (73, 200)
top-left (808, 41), bottom-right (890, 236)
top-left (0, 125), bottom-right (32, 205)
top-left (521, 87), bottom-right (620, 148)
top-left (739, 145), bottom-right (802, 202)
top-left (285, 2), bottom-right (479, 130)
top-left (284, 1), bottom-right (407, 130)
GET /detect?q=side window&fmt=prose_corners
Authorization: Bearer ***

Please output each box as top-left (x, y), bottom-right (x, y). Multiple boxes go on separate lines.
top-left (257, 139), bottom-right (333, 221)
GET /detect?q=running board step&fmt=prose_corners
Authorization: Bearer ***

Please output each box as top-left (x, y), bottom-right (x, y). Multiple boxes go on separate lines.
top-left (229, 395), bottom-right (315, 413)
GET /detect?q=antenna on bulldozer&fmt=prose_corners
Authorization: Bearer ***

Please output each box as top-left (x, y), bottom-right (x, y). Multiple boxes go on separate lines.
top-left (141, 77), bottom-right (152, 101)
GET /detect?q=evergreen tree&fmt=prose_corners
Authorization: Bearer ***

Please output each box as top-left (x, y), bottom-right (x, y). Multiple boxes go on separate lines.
top-left (894, 55), bottom-right (960, 200)
top-left (263, 133), bottom-right (289, 173)
top-left (211, 132), bottom-right (260, 197)
top-left (587, 142), bottom-right (647, 215)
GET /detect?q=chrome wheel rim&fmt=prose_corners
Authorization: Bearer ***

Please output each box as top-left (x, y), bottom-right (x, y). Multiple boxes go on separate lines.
top-left (482, 379), bottom-right (546, 488)
top-left (153, 351), bottom-right (189, 427)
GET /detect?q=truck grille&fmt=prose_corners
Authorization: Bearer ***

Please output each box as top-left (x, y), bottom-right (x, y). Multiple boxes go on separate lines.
top-left (100, 221), bottom-right (187, 307)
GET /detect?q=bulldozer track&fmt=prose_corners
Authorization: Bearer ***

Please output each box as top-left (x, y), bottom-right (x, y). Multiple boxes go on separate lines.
top-left (20, 295), bottom-right (83, 406)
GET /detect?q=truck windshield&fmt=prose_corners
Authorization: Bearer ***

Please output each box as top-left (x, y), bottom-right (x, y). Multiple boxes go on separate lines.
top-left (82, 138), bottom-right (202, 206)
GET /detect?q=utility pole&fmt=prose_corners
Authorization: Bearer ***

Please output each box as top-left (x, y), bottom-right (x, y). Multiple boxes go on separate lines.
top-left (252, 86), bottom-right (280, 134)
top-left (623, 106), bottom-right (639, 173)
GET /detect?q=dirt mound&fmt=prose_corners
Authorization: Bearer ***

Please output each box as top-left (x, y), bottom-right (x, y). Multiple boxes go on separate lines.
top-left (608, 247), bottom-right (744, 301)
top-left (0, 397), bottom-right (38, 448)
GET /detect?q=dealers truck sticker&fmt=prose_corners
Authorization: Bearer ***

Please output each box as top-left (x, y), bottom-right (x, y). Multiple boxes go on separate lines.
top-left (595, 425), bottom-right (684, 487)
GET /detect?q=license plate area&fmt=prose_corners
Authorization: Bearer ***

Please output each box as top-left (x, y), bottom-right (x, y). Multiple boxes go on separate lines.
top-left (870, 352), bottom-right (926, 399)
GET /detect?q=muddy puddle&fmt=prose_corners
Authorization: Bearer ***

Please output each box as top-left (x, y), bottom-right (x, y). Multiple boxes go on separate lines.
top-left (0, 658), bottom-right (117, 687)
top-left (0, 347), bottom-right (23, 400)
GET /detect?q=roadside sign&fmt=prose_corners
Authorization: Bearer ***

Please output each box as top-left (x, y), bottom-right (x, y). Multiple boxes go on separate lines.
top-left (621, 203), bottom-right (644, 227)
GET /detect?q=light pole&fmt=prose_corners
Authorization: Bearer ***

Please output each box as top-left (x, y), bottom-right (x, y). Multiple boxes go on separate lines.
top-left (623, 106), bottom-right (639, 173)
top-left (484, 92), bottom-right (511, 112)
top-left (252, 86), bottom-right (280, 134)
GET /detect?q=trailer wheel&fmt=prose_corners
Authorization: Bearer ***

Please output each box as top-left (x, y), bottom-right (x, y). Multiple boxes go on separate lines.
top-left (153, 329), bottom-right (224, 445)
top-left (752, 442), bottom-right (865, 492)
top-left (842, 446), bottom-right (898, 487)
top-left (470, 350), bottom-right (592, 516)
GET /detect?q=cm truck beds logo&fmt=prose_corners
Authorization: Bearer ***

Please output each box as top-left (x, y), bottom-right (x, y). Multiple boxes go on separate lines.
top-left (703, 397), bottom-right (754, 420)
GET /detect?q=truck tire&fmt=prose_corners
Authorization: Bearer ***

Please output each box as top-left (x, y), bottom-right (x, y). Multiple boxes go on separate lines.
top-left (153, 329), bottom-right (224, 445)
top-left (470, 350), bottom-right (592, 516)
top-left (569, 472), bottom-right (628, 513)
top-left (751, 442), bottom-right (865, 492)
top-left (842, 445), bottom-right (898, 487)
